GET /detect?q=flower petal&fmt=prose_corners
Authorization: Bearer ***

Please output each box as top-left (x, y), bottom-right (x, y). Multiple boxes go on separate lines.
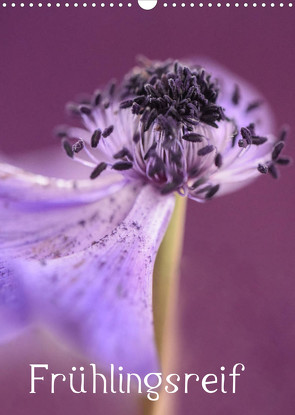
top-left (0, 264), bottom-right (29, 342)
top-left (4, 178), bottom-right (175, 374)
top-left (0, 162), bottom-right (134, 343)
top-left (0, 163), bottom-right (130, 260)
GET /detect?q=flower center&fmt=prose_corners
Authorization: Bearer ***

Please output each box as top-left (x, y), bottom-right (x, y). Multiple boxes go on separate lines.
top-left (120, 59), bottom-right (225, 131)
top-left (58, 58), bottom-right (290, 201)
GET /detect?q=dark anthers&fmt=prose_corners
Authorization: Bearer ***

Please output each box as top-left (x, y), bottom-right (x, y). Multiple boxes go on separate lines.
top-left (58, 58), bottom-right (291, 200)
top-left (257, 127), bottom-right (292, 179)
top-left (120, 60), bottom-right (225, 132)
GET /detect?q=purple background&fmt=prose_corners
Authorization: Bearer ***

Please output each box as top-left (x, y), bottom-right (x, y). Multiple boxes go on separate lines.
top-left (1, 3), bottom-right (295, 414)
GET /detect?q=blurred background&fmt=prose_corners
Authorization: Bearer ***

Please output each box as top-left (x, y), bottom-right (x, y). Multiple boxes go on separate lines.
top-left (1, 2), bottom-right (295, 414)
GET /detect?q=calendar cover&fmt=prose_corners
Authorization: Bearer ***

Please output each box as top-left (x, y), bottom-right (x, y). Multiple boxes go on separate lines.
top-left (0, 1), bottom-right (294, 414)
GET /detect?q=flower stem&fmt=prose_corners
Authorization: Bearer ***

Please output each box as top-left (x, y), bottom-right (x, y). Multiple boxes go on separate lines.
top-left (142, 194), bottom-right (187, 415)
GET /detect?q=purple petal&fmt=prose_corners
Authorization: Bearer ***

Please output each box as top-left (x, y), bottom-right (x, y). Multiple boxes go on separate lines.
top-left (0, 264), bottom-right (29, 342)
top-left (12, 185), bottom-right (174, 374)
top-left (1, 164), bottom-right (175, 373)
top-left (0, 163), bottom-right (126, 211)
top-left (0, 162), bottom-right (132, 341)
top-left (0, 163), bottom-right (134, 260)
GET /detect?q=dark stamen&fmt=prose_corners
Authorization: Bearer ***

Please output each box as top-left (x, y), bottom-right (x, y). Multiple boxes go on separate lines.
top-left (232, 85), bottom-right (241, 105)
top-left (102, 125), bottom-right (114, 138)
top-left (239, 127), bottom-right (253, 148)
top-left (276, 156), bottom-right (291, 166)
top-left (241, 127), bottom-right (252, 144)
top-left (72, 139), bottom-right (84, 153)
top-left (62, 140), bottom-right (74, 158)
top-left (148, 156), bottom-right (166, 177)
top-left (170, 149), bottom-right (183, 167)
top-left (231, 124), bottom-right (239, 147)
top-left (79, 106), bottom-right (92, 116)
top-left (113, 147), bottom-right (134, 161)
top-left (246, 100), bottom-right (263, 113)
top-left (215, 153), bottom-right (223, 168)
top-left (93, 90), bottom-right (101, 106)
top-left (144, 142), bottom-right (157, 160)
top-left (272, 141), bottom-right (285, 161)
top-left (133, 132), bottom-right (141, 143)
top-left (112, 161), bottom-right (133, 171)
top-left (54, 126), bottom-right (68, 138)
top-left (258, 164), bottom-right (268, 174)
top-left (66, 102), bottom-right (81, 117)
top-left (182, 133), bottom-right (203, 143)
top-left (198, 145), bottom-right (214, 156)
top-left (251, 136), bottom-right (268, 145)
top-left (247, 123), bottom-right (256, 135)
top-left (91, 129), bottom-right (102, 148)
top-left (279, 127), bottom-right (288, 142)
top-left (120, 100), bottom-right (133, 109)
top-left (268, 163), bottom-right (279, 179)
top-left (206, 184), bottom-right (220, 199)
top-left (190, 177), bottom-right (207, 190)
top-left (108, 80), bottom-right (116, 97)
top-left (90, 162), bottom-right (107, 179)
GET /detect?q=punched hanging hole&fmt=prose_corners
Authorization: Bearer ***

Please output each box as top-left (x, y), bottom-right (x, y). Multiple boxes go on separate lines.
top-left (138, 0), bottom-right (157, 10)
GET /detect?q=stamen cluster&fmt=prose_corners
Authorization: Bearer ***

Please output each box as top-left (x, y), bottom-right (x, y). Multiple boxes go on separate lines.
top-left (120, 60), bottom-right (225, 131)
top-left (59, 59), bottom-right (291, 201)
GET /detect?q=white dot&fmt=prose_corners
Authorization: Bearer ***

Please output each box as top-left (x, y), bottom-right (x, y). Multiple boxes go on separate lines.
top-left (244, 2), bottom-right (248, 6)
top-left (172, 2), bottom-right (176, 6)
top-left (181, 2), bottom-right (185, 6)
top-left (163, 2), bottom-right (167, 6)
top-left (217, 2), bottom-right (221, 6)
top-left (47, 2), bottom-right (51, 6)
top-left (190, 2), bottom-right (194, 6)
top-left (74, 2), bottom-right (78, 6)
top-left (119, 2), bottom-right (123, 6)
top-left (29, 2), bottom-right (34, 7)
top-left (280, 2), bottom-right (284, 6)
top-left (128, 2), bottom-right (132, 6)
top-left (235, 2), bottom-right (239, 6)
top-left (199, 2), bottom-right (203, 6)
top-left (92, 2), bottom-right (96, 6)
top-left (289, 2), bottom-right (292, 6)
top-left (101, 2), bottom-right (105, 6)
top-left (110, 2), bottom-right (114, 6)
top-left (262, 2), bottom-right (266, 6)
top-left (72, 367), bottom-right (76, 371)
top-left (208, 2), bottom-right (212, 6)
top-left (38, 2), bottom-right (42, 6)
top-left (253, 2), bottom-right (257, 7)
top-left (20, 2), bottom-right (25, 6)
top-left (56, 2), bottom-right (60, 6)
top-left (226, 2), bottom-right (230, 7)
top-left (83, 2), bottom-right (87, 6)
top-left (65, 2), bottom-right (69, 6)
top-left (2, 2), bottom-right (7, 6)
top-left (11, 2), bottom-right (16, 6)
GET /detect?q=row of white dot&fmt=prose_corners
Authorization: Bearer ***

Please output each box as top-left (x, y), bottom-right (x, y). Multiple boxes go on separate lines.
top-left (165, 2), bottom-right (293, 6)
top-left (1, 2), bottom-right (293, 6)
top-left (2, 2), bottom-right (131, 6)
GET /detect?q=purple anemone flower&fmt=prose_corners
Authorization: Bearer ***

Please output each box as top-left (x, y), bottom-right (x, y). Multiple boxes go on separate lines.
top-left (0, 58), bottom-right (290, 375)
